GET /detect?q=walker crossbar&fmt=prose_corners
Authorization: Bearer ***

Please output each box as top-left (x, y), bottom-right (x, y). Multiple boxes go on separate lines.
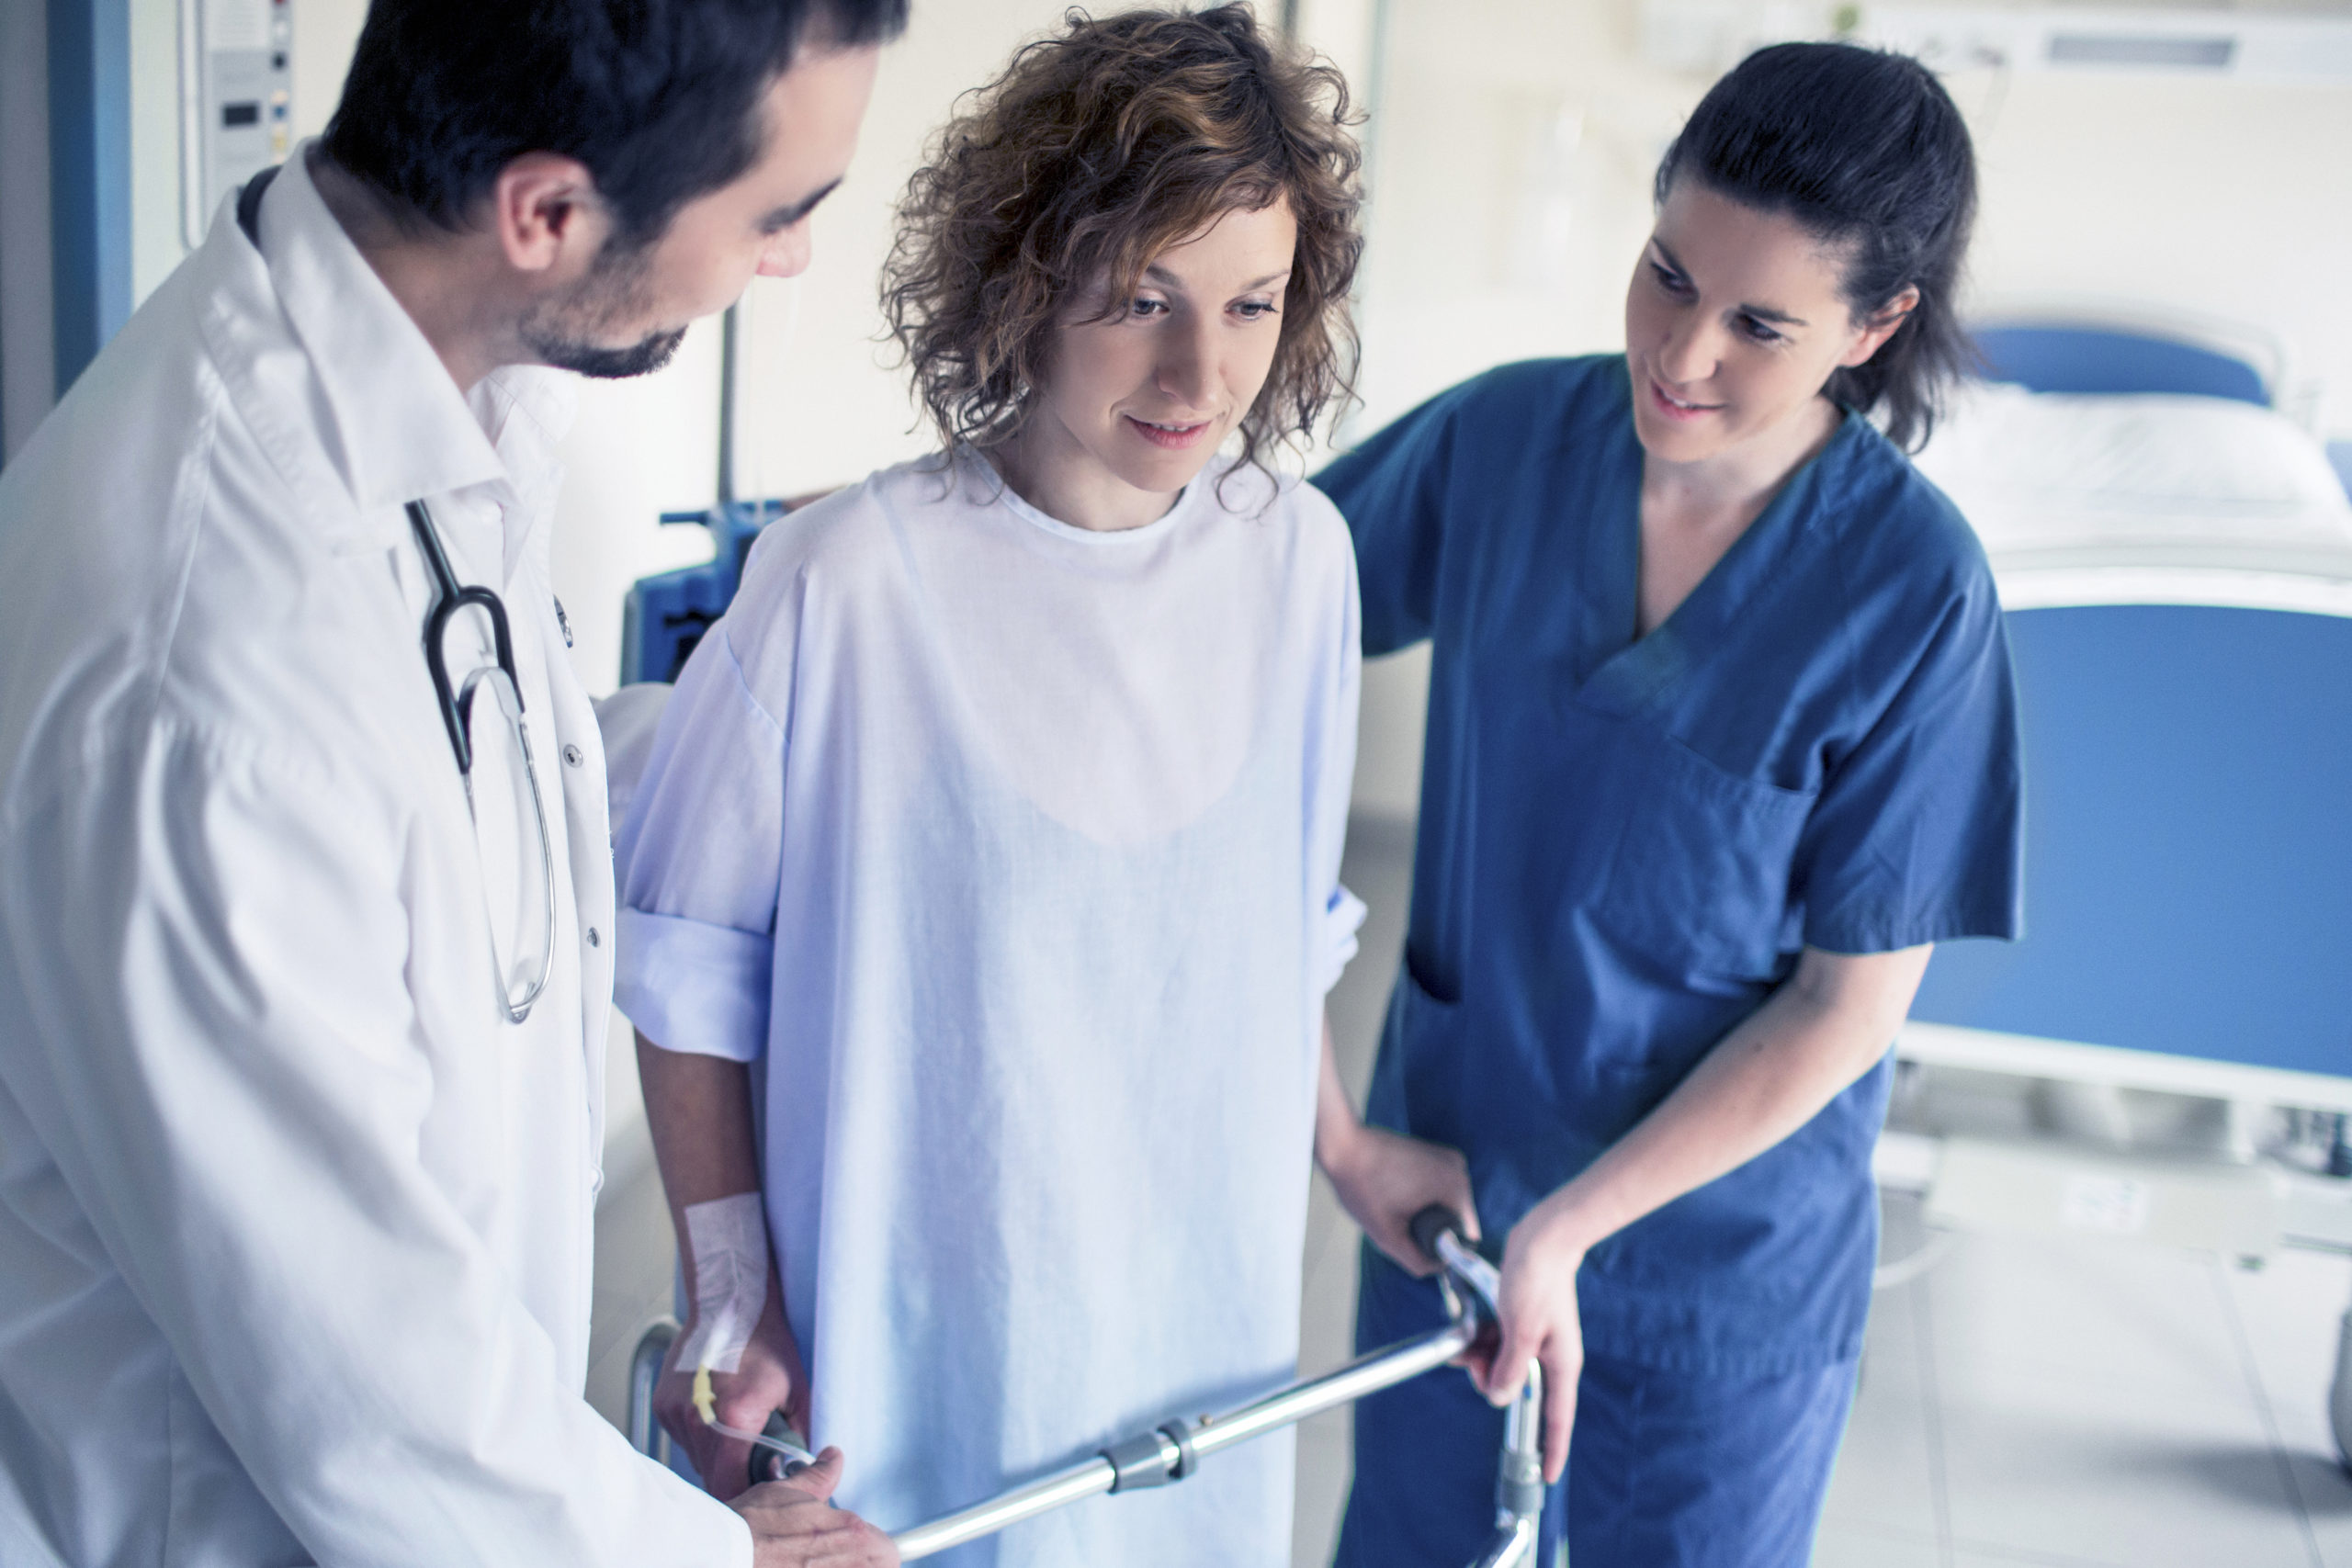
top-left (888, 1207), bottom-right (1548, 1566)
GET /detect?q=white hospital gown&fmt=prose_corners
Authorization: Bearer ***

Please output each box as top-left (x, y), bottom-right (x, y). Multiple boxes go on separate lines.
top-left (614, 449), bottom-right (1363, 1567)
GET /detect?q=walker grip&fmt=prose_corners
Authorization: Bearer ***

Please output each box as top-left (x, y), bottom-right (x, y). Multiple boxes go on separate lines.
top-left (749, 1412), bottom-right (813, 1486)
top-left (1408, 1204), bottom-right (1468, 1269)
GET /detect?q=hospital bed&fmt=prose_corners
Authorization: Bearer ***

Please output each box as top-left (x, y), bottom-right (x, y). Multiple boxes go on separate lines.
top-left (1886, 310), bottom-right (2352, 1467)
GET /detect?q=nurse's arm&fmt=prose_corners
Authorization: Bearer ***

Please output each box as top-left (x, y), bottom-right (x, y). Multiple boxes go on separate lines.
top-left (1479, 942), bottom-right (1933, 1482)
top-left (636, 1033), bottom-right (809, 1502)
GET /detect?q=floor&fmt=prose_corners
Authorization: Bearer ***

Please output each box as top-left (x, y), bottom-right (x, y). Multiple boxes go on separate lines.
top-left (588, 813), bottom-right (2352, 1566)
top-left (1294, 815), bottom-right (2352, 1568)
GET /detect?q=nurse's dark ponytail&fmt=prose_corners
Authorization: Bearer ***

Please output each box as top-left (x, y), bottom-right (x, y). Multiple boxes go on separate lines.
top-left (1655, 42), bottom-right (1977, 452)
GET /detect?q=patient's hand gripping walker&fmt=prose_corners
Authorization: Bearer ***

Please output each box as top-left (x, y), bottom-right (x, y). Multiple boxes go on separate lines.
top-left (746, 1207), bottom-right (1546, 1566)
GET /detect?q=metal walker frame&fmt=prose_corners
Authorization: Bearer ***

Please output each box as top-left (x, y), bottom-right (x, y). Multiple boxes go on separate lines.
top-left (628, 1207), bottom-right (1545, 1565)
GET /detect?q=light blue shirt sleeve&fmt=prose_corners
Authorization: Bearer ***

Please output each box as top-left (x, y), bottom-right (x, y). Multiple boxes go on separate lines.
top-left (613, 621), bottom-right (789, 1063)
top-left (1304, 481), bottom-right (1367, 998)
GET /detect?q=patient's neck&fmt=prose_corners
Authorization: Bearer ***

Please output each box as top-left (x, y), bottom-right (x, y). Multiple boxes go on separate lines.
top-left (988, 414), bottom-right (1183, 535)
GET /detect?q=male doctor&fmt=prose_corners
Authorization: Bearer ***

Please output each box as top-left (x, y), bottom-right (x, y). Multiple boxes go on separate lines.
top-left (0, 2), bottom-right (899, 1564)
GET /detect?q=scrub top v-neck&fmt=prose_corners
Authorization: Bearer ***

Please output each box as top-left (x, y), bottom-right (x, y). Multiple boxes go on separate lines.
top-left (1317, 355), bottom-right (2022, 1373)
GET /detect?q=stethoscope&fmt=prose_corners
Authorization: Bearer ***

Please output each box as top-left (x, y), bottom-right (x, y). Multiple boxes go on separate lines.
top-left (409, 499), bottom-right (557, 1024)
top-left (239, 166), bottom-right (554, 1024)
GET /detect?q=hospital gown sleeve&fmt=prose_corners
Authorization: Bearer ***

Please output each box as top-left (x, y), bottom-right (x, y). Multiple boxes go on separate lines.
top-left (1793, 566), bottom-right (2025, 954)
top-left (1304, 491), bottom-right (1369, 994)
top-left (613, 564), bottom-right (798, 1063)
top-left (0, 734), bottom-right (748, 1568)
top-left (1312, 380), bottom-right (1477, 657)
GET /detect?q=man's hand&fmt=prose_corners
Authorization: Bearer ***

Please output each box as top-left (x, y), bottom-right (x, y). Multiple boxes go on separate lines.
top-left (654, 1272), bottom-right (809, 1500)
top-left (730, 1449), bottom-right (899, 1567)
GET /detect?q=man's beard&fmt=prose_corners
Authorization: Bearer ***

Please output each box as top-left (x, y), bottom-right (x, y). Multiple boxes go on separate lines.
top-left (518, 231), bottom-right (690, 379)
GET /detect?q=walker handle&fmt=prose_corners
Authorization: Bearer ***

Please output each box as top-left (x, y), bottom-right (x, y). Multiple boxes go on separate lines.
top-left (749, 1413), bottom-right (814, 1487)
top-left (1408, 1204), bottom-right (1470, 1271)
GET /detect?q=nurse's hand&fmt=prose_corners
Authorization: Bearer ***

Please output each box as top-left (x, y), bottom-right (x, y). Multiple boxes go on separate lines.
top-left (732, 1448), bottom-right (900, 1566)
top-left (1472, 1204), bottom-right (1586, 1485)
top-left (1319, 1122), bottom-right (1481, 1278)
top-left (655, 1277), bottom-right (811, 1501)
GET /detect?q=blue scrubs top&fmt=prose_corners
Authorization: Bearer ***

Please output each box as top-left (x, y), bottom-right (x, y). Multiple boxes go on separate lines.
top-left (1319, 355), bottom-right (2023, 1374)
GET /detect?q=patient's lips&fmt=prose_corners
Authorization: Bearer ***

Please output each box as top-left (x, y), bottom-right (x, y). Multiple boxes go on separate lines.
top-left (1124, 412), bottom-right (1216, 449)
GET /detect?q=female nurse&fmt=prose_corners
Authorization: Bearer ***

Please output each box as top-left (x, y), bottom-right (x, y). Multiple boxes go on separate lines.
top-left (1312, 43), bottom-right (2023, 1568)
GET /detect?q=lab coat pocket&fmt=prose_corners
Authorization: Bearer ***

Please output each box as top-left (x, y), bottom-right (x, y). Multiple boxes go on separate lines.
top-left (1593, 724), bottom-right (1815, 981)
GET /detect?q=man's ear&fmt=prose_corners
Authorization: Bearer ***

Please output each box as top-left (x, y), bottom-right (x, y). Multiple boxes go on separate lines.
top-left (1839, 285), bottom-right (1922, 368)
top-left (487, 153), bottom-right (609, 276)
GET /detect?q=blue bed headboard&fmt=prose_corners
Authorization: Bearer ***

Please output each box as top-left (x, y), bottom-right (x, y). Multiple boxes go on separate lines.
top-left (1971, 323), bottom-right (2270, 407)
top-left (1909, 604), bottom-right (2352, 1077)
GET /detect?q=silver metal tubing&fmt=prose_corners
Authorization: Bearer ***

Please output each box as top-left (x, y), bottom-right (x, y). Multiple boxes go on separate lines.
top-left (1187, 1320), bottom-right (1476, 1461)
top-left (1434, 1230), bottom-right (1502, 1319)
top-left (1494, 1359), bottom-right (1546, 1523)
top-left (628, 1320), bottom-right (679, 1466)
top-left (1468, 1516), bottom-right (1540, 1568)
top-left (894, 1457), bottom-right (1117, 1561)
top-left (890, 1318), bottom-right (1476, 1558)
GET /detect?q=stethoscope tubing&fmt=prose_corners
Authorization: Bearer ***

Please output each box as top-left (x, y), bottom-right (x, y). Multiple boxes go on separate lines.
top-left (406, 500), bottom-right (557, 1025)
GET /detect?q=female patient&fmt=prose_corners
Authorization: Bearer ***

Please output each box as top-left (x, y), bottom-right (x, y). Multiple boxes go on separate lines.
top-left (615, 9), bottom-right (1468, 1563)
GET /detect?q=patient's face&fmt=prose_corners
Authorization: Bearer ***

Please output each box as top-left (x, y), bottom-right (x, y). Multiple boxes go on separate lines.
top-left (1026, 198), bottom-right (1297, 513)
top-left (1625, 178), bottom-right (1908, 466)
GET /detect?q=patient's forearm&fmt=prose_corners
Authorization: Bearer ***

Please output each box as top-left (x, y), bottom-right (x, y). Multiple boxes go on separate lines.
top-left (635, 1031), bottom-right (764, 1269)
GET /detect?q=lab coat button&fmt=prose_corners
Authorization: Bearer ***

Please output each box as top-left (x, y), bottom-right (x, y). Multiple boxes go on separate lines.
top-left (586, 927), bottom-right (601, 948)
top-left (562, 744), bottom-right (584, 768)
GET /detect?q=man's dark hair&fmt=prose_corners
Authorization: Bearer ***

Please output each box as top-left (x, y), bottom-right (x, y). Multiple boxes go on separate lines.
top-left (323, 0), bottom-right (907, 246)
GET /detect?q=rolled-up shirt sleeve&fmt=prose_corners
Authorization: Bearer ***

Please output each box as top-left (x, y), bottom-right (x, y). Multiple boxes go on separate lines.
top-left (614, 617), bottom-right (790, 1064)
top-left (1317, 884), bottom-right (1370, 996)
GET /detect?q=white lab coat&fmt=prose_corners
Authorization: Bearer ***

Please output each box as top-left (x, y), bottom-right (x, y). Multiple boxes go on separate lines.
top-left (0, 149), bottom-right (746, 1567)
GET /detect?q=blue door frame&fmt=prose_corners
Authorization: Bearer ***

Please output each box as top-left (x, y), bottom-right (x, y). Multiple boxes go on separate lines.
top-left (48, 0), bottom-right (132, 399)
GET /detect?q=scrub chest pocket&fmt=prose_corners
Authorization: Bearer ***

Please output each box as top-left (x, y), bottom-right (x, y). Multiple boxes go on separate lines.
top-left (1590, 714), bottom-right (1814, 983)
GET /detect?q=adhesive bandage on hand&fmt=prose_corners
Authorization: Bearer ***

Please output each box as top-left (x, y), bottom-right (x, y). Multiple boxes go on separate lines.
top-left (676, 1191), bottom-right (771, 1380)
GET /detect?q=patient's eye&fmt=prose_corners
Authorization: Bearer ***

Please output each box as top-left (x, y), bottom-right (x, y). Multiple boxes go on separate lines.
top-left (1129, 297), bottom-right (1170, 319)
top-left (1232, 299), bottom-right (1279, 321)
top-left (1649, 260), bottom-right (1692, 297)
top-left (1737, 312), bottom-right (1784, 344)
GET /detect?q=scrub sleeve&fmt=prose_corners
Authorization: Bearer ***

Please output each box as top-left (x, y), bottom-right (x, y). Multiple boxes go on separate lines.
top-left (1316, 356), bottom-right (2023, 1568)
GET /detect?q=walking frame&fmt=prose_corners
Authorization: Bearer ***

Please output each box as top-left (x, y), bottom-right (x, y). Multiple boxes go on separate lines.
top-left (629, 1206), bottom-right (1546, 1565)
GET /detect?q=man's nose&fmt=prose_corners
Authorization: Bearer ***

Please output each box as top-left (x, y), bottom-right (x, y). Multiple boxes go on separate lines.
top-left (758, 224), bottom-right (813, 281)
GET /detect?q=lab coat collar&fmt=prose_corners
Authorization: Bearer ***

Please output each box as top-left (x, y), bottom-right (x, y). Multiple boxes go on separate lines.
top-left (246, 146), bottom-right (576, 572)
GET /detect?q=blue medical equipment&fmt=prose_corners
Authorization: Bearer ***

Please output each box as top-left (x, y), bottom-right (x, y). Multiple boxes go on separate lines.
top-left (618, 499), bottom-right (792, 686)
top-left (1907, 604), bottom-right (2352, 1079)
top-left (1972, 322), bottom-right (2270, 408)
top-left (1891, 314), bottom-right (2352, 1469)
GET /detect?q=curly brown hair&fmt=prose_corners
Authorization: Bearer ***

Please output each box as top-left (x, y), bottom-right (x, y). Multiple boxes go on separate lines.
top-left (882, 5), bottom-right (1363, 483)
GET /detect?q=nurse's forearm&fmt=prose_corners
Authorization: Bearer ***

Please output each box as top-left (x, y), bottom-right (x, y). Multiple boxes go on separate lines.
top-left (635, 1031), bottom-right (765, 1271)
top-left (1527, 944), bottom-right (1931, 1255)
